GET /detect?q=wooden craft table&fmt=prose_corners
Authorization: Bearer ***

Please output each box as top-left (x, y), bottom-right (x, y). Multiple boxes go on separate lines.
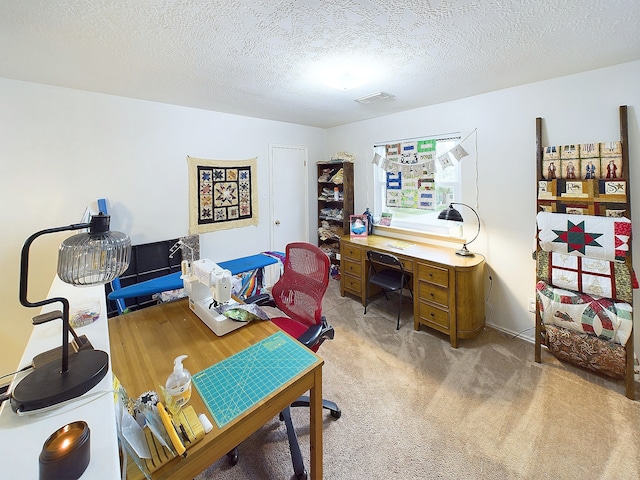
top-left (109, 298), bottom-right (324, 479)
top-left (340, 234), bottom-right (485, 347)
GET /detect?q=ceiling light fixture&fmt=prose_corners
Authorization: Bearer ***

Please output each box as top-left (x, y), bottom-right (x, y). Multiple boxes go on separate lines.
top-left (324, 70), bottom-right (368, 91)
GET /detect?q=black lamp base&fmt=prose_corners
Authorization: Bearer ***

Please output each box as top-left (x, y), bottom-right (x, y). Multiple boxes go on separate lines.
top-left (10, 349), bottom-right (108, 413)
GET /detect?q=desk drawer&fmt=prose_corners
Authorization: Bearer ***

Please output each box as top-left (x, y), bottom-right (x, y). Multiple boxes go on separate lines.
top-left (418, 282), bottom-right (449, 308)
top-left (342, 243), bottom-right (362, 261)
top-left (343, 274), bottom-right (362, 294)
top-left (395, 254), bottom-right (413, 273)
top-left (368, 250), bottom-right (413, 273)
top-left (418, 302), bottom-right (449, 330)
top-left (417, 262), bottom-right (448, 288)
top-left (342, 259), bottom-right (362, 277)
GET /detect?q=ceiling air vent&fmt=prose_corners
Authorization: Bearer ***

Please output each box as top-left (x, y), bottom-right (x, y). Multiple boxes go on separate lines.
top-left (354, 91), bottom-right (394, 104)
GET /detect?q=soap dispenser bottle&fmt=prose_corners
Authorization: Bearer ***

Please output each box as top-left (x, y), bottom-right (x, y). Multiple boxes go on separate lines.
top-left (165, 355), bottom-right (191, 413)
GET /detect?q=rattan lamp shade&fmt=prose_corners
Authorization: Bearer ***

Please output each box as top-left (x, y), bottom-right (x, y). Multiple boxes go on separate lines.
top-left (58, 230), bottom-right (130, 285)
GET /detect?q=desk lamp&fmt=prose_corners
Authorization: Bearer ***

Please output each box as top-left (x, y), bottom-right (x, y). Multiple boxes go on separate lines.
top-left (10, 213), bottom-right (131, 413)
top-left (438, 203), bottom-right (480, 257)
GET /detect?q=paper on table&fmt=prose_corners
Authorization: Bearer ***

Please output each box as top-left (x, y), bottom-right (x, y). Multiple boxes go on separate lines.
top-left (386, 240), bottom-right (415, 250)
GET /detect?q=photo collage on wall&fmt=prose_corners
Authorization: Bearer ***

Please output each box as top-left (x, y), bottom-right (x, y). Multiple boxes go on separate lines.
top-left (384, 139), bottom-right (437, 210)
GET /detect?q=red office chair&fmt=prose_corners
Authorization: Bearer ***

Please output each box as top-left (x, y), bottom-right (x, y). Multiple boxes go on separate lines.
top-left (240, 242), bottom-right (341, 479)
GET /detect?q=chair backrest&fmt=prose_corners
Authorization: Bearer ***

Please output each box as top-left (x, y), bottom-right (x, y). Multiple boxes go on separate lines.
top-left (367, 250), bottom-right (404, 273)
top-left (271, 242), bottom-right (330, 327)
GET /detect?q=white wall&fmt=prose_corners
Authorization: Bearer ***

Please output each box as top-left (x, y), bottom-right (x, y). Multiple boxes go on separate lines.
top-left (0, 78), bottom-right (326, 371)
top-left (326, 60), bottom-right (640, 356)
top-left (3, 60), bottom-right (639, 373)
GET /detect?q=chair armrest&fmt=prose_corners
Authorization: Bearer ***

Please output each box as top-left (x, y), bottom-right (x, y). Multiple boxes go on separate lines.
top-left (298, 317), bottom-right (335, 349)
top-left (297, 324), bottom-right (324, 348)
top-left (244, 293), bottom-right (275, 307)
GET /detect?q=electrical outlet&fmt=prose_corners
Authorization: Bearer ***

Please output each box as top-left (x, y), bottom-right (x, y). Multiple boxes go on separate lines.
top-left (528, 297), bottom-right (536, 313)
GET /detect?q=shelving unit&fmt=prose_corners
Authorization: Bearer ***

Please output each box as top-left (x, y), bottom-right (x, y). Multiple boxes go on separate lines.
top-left (534, 105), bottom-right (635, 399)
top-left (317, 161), bottom-right (354, 269)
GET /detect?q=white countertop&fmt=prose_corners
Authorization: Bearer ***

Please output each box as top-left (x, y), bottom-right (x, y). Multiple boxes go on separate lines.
top-left (0, 277), bottom-right (120, 479)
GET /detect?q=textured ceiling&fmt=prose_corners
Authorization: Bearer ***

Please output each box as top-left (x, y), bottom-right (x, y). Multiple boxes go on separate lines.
top-left (1, 0), bottom-right (639, 128)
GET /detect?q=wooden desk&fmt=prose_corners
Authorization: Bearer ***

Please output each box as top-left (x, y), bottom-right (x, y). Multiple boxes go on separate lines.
top-left (109, 298), bottom-right (324, 479)
top-left (340, 234), bottom-right (485, 347)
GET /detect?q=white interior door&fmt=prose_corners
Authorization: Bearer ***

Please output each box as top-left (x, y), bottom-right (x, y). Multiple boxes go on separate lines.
top-left (269, 144), bottom-right (309, 253)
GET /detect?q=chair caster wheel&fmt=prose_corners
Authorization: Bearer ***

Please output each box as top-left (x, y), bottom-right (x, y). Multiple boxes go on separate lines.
top-left (331, 409), bottom-right (342, 419)
top-left (296, 470), bottom-right (308, 480)
top-left (227, 449), bottom-right (238, 466)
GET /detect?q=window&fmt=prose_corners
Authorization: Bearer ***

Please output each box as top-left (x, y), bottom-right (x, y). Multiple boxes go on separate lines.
top-left (373, 134), bottom-right (461, 236)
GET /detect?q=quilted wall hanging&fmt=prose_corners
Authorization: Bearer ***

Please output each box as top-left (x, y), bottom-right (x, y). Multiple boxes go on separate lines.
top-left (187, 156), bottom-right (259, 234)
top-left (536, 211), bottom-right (630, 262)
top-left (380, 139), bottom-right (439, 210)
top-left (536, 251), bottom-right (634, 303)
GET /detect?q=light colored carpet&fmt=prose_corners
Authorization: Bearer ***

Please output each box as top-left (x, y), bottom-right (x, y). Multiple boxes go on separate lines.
top-left (196, 280), bottom-right (640, 479)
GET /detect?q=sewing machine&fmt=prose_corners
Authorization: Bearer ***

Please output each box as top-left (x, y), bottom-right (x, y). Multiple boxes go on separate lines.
top-left (182, 259), bottom-right (245, 336)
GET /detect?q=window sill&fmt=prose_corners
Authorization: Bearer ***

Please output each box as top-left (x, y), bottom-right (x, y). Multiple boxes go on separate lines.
top-left (373, 224), bottom-right (466, 247)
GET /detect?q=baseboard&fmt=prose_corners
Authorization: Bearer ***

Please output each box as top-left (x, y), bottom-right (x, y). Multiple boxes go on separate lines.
top-left (485, 322), bottom-right (535, 344)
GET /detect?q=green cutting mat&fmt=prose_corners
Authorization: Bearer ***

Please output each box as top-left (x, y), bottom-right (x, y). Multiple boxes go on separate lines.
top-left (192, 330), bottom-right (318, 428)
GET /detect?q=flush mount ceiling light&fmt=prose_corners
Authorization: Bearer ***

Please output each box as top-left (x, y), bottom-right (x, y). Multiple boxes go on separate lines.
top-left (354, 91), bottom-right (394, 104)
top-left (313, 58), bottom-right (376, 91)
top-left (323, 69), bottom-right (368, 90)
